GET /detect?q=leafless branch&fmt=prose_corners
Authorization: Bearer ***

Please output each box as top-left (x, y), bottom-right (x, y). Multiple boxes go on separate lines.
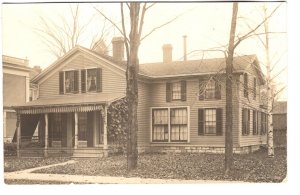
top-left (233, 3), bottom-right (282, 49)
top-left (140, 7), bottom-right (194, 42)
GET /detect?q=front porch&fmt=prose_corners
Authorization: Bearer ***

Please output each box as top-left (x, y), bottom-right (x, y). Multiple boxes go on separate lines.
top-left (14, 104), bottom-right (109, 158)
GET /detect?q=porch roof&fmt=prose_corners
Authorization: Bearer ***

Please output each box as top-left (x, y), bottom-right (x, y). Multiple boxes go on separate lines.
top-left (13, 93), bottom-right (125, 114)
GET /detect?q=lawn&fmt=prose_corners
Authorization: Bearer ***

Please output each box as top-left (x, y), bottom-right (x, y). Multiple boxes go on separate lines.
top-left (4, 157), bottom-right (70, 172)
top-left (32, 147), bottom-right (286, 182)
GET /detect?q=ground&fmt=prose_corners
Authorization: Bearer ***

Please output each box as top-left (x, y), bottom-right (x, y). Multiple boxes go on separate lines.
top-left (4, 147), bottom-right (286, 184)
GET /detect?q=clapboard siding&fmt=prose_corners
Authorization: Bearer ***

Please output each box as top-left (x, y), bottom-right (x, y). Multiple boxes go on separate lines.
top-left (238, 69), bottom-right (268, 146)
top-left (137, 82), bottom-right (151, 146)
top-left (147, 75), bottom-right (240, 147)
top-left (39, 54), bottom-right (126, 98)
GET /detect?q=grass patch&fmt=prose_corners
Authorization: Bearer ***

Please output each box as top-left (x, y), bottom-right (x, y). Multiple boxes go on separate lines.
top-left (4, 157), bottom-right (70, 172)
top-left (33, 148), bottom-right (286, 182)
top-left (4, 179), bottom-right (78, 185)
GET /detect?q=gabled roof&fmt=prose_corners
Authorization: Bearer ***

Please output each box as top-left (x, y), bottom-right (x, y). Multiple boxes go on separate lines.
top-left (31, 45), bottom-right (126, 83)
top-left (33, 45), bottom-right (265, 84)
top-left (139, 55), bottom-right (265, 83)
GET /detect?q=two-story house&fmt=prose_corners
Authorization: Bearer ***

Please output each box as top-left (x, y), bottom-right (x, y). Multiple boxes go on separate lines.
top-left (12, 37), bottom-right (268, 157)
top-left (3, 56), bottom-right (32, 142)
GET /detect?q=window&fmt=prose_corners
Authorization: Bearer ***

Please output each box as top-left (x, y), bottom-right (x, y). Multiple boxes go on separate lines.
top-left (152, 107), bottom-right (188, 142)
top-left (253, 110), bottom-right (258, 135)
top-left (152, 109), bottom-right (169, 142)
top-left (78, 112), bottom-right (87, 140)
top-left (199, 78), bottom-right (221, 100)
top-left (198, 108), bottom-right (222, 136)
top-left (242, 108), bottom-right (250, 135)
top-left (172, 82), bottom-right (181, 100)
top-left (166, 81), bottom-right (186, 102)
top-left (59, 70), bottom-right (79, 94)
top-left (253, 77), bottom-right (257, 100)
top-left (81, 68), bottom-right (102, 93)
top-left (244, 74), bottom-right (248, 98)
top-left (170, 108), bottom-right (188, 142)
top-left (59, 68), bottom-right (102, 94)
top-left (261, 112), bottom-right (267, 135)
top-left (205, 80), bottom-right (215, 99)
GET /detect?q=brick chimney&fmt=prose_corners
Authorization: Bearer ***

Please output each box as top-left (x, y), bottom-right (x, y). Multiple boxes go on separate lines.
top-left (162, 44), bottom-right (173, 63)
top-left (33, 66), bottom-right (42, 73)
top-left (112, 37), bottom-right (124, 62)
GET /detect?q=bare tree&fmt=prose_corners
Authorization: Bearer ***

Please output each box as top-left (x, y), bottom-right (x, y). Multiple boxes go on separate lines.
top-left (225, 2), bottom-right (239, 174)
top-left (34, 4), bottom-right (109, 58)
top-left (94, 2), bottom-right (190, 170)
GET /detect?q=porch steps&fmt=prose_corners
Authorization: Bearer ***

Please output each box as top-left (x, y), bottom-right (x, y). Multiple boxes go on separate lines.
top-left (72, 148), bottom-right (105, 158)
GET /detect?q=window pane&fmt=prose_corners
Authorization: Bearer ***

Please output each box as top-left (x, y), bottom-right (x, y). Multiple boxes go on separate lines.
top-left (87, 69), bottom-right (97, 92)
top-left (205, 109), bottom-right (216, 134)
top-left (153, 109), bottom-right (168, 141)
top-left (205, 80), bottom-right (215, 99)
top-left (170, 108), bottom-right (188, 141)
top-left (172, 82), bottom-right (181, 100)
top-left (65, 71), bottom-right (75, 93)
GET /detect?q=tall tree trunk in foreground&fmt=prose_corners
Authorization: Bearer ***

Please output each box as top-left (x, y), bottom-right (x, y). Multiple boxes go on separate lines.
top-left (225, 2), bottom-right (238, 174)
top-left (264, 6), bottom-right (275, 158)
top-left (126, 3), bottom-right (141, 170)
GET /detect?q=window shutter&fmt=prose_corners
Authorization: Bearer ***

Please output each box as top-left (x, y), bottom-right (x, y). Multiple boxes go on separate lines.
top-left (244, 73), bottom-right (248, 97)
top-left (81, 69), bottom-right (86, 93)
top-left (216, 108), bottom-right (222, 136)
top-left (181, 80), bottom-right (186, 101)
top-left (198, 109), bottom-right (204, 135)
top-left (257, 111), bottom-right (261, 135)
top-left (166, 82), bottom-right (172, 102)
top-left (253, 110), bottom-right (257, 135)
top-left (74, 70), bottom-right (79, 93)
top-left (247, 109), bottom-right (250, 135)
top-left (96, 68), bottom-right (102, 92)
top-left (242, 108), bottom-right (246, 135)
top-left (253, 78), bottom-right (257, 100)
top-left (261, 112), bottom-right (264, 135)
top-left (199, 78), bottom-right (205, 100)
top-left (215, 80), bottom-right (221, 99)
top-left (59, 71), bottom-right (64, 94)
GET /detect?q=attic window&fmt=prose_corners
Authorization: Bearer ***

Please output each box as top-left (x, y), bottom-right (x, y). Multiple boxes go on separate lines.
top-left (59, 70), bottom-right (79, 94)
top-left (81, 68), bottom-right (102, 93)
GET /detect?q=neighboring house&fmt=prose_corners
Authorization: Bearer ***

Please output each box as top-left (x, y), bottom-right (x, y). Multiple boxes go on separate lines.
top-left (12, 37), bottom-right (268, 157)
top-left (272, 101), bottom-right (287, 148)
top-left (3, 55), bottom-right (31, 142)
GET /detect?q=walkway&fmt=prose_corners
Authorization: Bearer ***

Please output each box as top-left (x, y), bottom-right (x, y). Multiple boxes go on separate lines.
top-left (4, 160), bottom-right (240, 184)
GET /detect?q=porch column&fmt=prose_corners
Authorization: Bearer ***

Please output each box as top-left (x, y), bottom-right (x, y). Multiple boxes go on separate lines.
top-left (103, 105), bottom-right (108, 156)
top-left (16, 114), bottom-right (21, 158)
top-left (74, 112), bottom-right (78, 149)
top-left (3, 111), bottom-right (6, 142)
top-left (44, 113), bottom-right (48, 157)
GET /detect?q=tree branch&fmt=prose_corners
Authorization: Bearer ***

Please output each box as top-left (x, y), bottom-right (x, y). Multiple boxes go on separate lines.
top-left (233, 3), bottom-right (282, 49)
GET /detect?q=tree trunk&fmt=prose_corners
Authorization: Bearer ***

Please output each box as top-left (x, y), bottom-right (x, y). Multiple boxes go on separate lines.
top-left (264, 6), bottom-right (275, 157)
top-left (225, 2), bottom-right (238, 174)
top-left (126, 3), bottom-right (140, 170)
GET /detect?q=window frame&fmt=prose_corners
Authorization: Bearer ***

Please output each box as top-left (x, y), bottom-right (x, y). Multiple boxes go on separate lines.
top-left (151, 106), bottom-right (190, 143)
top-left (64, 70), bottom-right (76, 94)
top-left (171, 81), bottom-right (182, 101)
top-left (82, 68), bottom-right (99, 93)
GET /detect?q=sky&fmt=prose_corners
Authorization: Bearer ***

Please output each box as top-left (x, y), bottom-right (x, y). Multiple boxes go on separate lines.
top-left (2, 2), bottom-right (287, 100)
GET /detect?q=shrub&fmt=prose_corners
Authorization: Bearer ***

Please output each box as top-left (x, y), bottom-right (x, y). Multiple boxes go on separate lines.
top-left (107, 97), bottom-right (128, 154)
top-left (4, 142), bottom-right (17, 156)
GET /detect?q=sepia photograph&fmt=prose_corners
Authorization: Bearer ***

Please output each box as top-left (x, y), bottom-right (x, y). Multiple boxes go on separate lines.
top-left (1, 0), bottom-right (290, 189)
